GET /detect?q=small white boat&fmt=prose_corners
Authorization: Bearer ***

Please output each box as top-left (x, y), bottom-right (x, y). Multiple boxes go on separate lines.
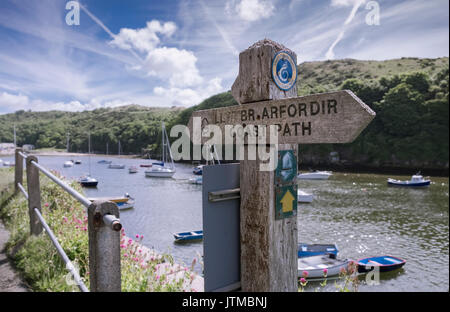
top-left (79, 175), bottom-right (98, 187)
top-left (387, 173), bottom-right (431, 187)
top-left (297, 190), bottom-right (314, 203)
top-left (63, 160), bottom-right (74, 168)
top-left (298, 171), bottom-right (332, 180)
top-left (129, 166), bottom-right (138, 173)
top-left (145, 166), bottom-right (175, 178)
top-left (108, 163), bottom-right (125, 169)
top-left (298, 254), bottom-right (349, 278)
top-left (189, 176), bottom-right (203, 185)
top-left (145, 122), bottom-right (176, 178)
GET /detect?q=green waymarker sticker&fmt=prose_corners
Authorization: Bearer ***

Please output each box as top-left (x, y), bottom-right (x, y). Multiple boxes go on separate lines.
top-left (275, 184), bottom-right (298, 220)
top-left (275, 150), bottom-right (297, 186)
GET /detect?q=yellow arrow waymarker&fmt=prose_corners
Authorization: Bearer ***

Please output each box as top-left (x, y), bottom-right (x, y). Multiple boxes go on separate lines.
top-left (280, 190), bottom-right (295, 213)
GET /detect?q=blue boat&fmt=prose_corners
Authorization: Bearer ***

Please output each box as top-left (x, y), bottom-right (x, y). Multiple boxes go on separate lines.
top-left (357, 255), bottom-right (406, 273)
top-left (298, 243), bottom-right (338, 258)
top-left (174, 230), bottom-right (203, 242)
top-left (98, 160), bottom-right (112, 164)
top-left (387, 173), bottom-right (430, 187)
top-left (193, 165), bottom-right (204, 175)
top-left (153, 161), bottom-right (165, 167)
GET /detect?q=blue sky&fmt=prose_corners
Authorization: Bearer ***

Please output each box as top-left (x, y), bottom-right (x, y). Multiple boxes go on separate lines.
top-left (0, 0), bottom-right (448, 114)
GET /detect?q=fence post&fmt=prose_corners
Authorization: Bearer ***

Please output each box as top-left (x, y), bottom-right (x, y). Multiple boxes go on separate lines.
top-left (14, 148), bottom-right (23, 194)
top-left (26, 155), bottom-right (42, 235)
top-left (88, 200), bottom-right (121, 292)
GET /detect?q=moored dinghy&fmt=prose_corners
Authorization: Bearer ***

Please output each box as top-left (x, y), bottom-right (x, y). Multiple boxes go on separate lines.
top-left (174, 230), bottom-right (203, 242)
top-left (88, 193), bottom-right (135, 211)
top-left (298, 254), bottom-right (349, 278)
top-left (298, 170), bottom-right (332, 180)
top-left (297, 190), bottom-right (314, 203)
top-left (298, 243), bottom-right (338, 258)
top-left (387, 173), bottom-right (430, 187)
top-left (357, 255), bottom-right (406, 273)
top-left (79, 175), bottom-right (98, 187)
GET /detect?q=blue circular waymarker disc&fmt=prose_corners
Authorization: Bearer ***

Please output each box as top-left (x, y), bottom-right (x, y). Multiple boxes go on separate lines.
top-left (271, 51), bottom-right (297, 91)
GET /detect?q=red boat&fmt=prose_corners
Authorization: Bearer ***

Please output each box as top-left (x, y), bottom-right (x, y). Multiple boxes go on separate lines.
top-left (140, 164), bottom-right (152, 168)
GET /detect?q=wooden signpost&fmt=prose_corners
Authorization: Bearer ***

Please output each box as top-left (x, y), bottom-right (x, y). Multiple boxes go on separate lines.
top-left (189, 39), bottom-right (375, 292)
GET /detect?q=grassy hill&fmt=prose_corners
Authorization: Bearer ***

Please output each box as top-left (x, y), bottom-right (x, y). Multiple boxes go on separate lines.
top-left (298, 57), bottom-right (449, 95)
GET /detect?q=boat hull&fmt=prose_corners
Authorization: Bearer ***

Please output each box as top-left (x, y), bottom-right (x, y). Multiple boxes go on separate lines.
top-left (108, 164), bottom-right (125, 169)
top-left (298, 255), bottom-right (349, 278)
top-left (357, 255), bottom-right (406, 273)
top-left (174, 230), bottom-right (203, 242)
top-left (80, 181), bottom-right (98, 187)
top-left (387, 180), bottom-right (430, 187)
top-left (298, 243), bottom-right (338, 258)
top-left (298, 172), bottom-right (332, 180)
top-left (297, 190), bottom-right (314, 203)
top-left (145, 167), bottom-right (175, 178)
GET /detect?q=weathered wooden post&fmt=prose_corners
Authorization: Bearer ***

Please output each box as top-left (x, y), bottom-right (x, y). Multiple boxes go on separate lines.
top-left (233, 40), bottom-right (299, 291)
top-left (188, 39), bottom-right (375, 292)
top-left (25, 155), bottom-right (42, 235)
top-left (14, 148), bottom-right (23, 194)
top-left (87, 200), bottom-right (122, 292)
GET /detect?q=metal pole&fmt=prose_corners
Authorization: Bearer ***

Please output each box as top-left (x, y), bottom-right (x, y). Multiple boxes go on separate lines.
top-left (14, 148), bottom-right (23, 194)
top-left (88, 201), bottom-right (121, 292)
top-left (26, 156), bottom-right (42, 235)
top-left (34, 208), bottom-right (89, 292)
top-left (30, 160), bottom-right (91, 208)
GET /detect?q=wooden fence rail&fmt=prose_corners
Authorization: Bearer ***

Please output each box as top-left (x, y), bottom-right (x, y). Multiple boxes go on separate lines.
top-left (14, 148), bottom-right (122, 292)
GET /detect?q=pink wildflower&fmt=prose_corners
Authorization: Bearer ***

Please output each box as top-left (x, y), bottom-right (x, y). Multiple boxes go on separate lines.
top-left (300, 277), bottom-right (306, 284)
top-left (302, 271), bottom-right (309, 278)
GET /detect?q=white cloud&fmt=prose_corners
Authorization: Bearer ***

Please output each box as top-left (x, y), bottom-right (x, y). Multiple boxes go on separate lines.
top-left (110, 20), bottom-right (177, 53)
top-left (153, 77), bottom-right (223, 106)
top-left (143, 47), bottom-right (203, 87)
top-left (227, 0), bottom-right (274, 22)
top-left (0, 91), bottom-right (136, 113)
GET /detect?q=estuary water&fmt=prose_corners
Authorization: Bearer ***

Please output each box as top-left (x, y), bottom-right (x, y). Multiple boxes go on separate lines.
top-left (2, 154), bottom-right (448, 291)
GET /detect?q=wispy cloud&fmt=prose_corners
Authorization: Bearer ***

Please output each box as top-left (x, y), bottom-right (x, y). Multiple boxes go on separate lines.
top-left (325, 0), bottom-right (366, 59)
top-left (0, 0), bottom-right (447, 114)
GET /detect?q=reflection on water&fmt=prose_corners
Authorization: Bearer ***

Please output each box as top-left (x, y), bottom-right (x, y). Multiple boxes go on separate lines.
top-left (298, 173), bottom-right (449, 292)
top-left (2, 155), bottom-right (448, 291)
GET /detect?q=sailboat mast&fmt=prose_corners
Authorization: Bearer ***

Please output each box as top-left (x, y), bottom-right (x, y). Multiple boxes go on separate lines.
top-left (13, 124), bottom-right (16, 147)
top-left (162, 122), bottom-right (165, 164)
top-left (164, 124), bottom-right (175, 169)
top-left (106, 142), bottom-right (109, 155)
top-left (88, 132), bottom-right (91, 175)
top-left (66, 133), bottom-right (70, 152)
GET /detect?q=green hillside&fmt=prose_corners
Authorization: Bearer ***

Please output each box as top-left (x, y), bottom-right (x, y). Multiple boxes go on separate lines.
top-left (0, 57), bottom-right (448, 172)
top-left (0, 105), bottom-right (182, 155)
top-left (298, 57), bottom-right (449, 95)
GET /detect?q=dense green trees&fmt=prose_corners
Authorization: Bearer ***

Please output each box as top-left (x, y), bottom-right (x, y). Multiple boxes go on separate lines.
top-left (300, 65), bottom-right (449, 169)
top-left (0, 58), bottom-right (448, 170)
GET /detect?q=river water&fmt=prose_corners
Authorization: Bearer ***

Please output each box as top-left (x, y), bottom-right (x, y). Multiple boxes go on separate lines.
top-left (2, 154), bottom-right (448, 292)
